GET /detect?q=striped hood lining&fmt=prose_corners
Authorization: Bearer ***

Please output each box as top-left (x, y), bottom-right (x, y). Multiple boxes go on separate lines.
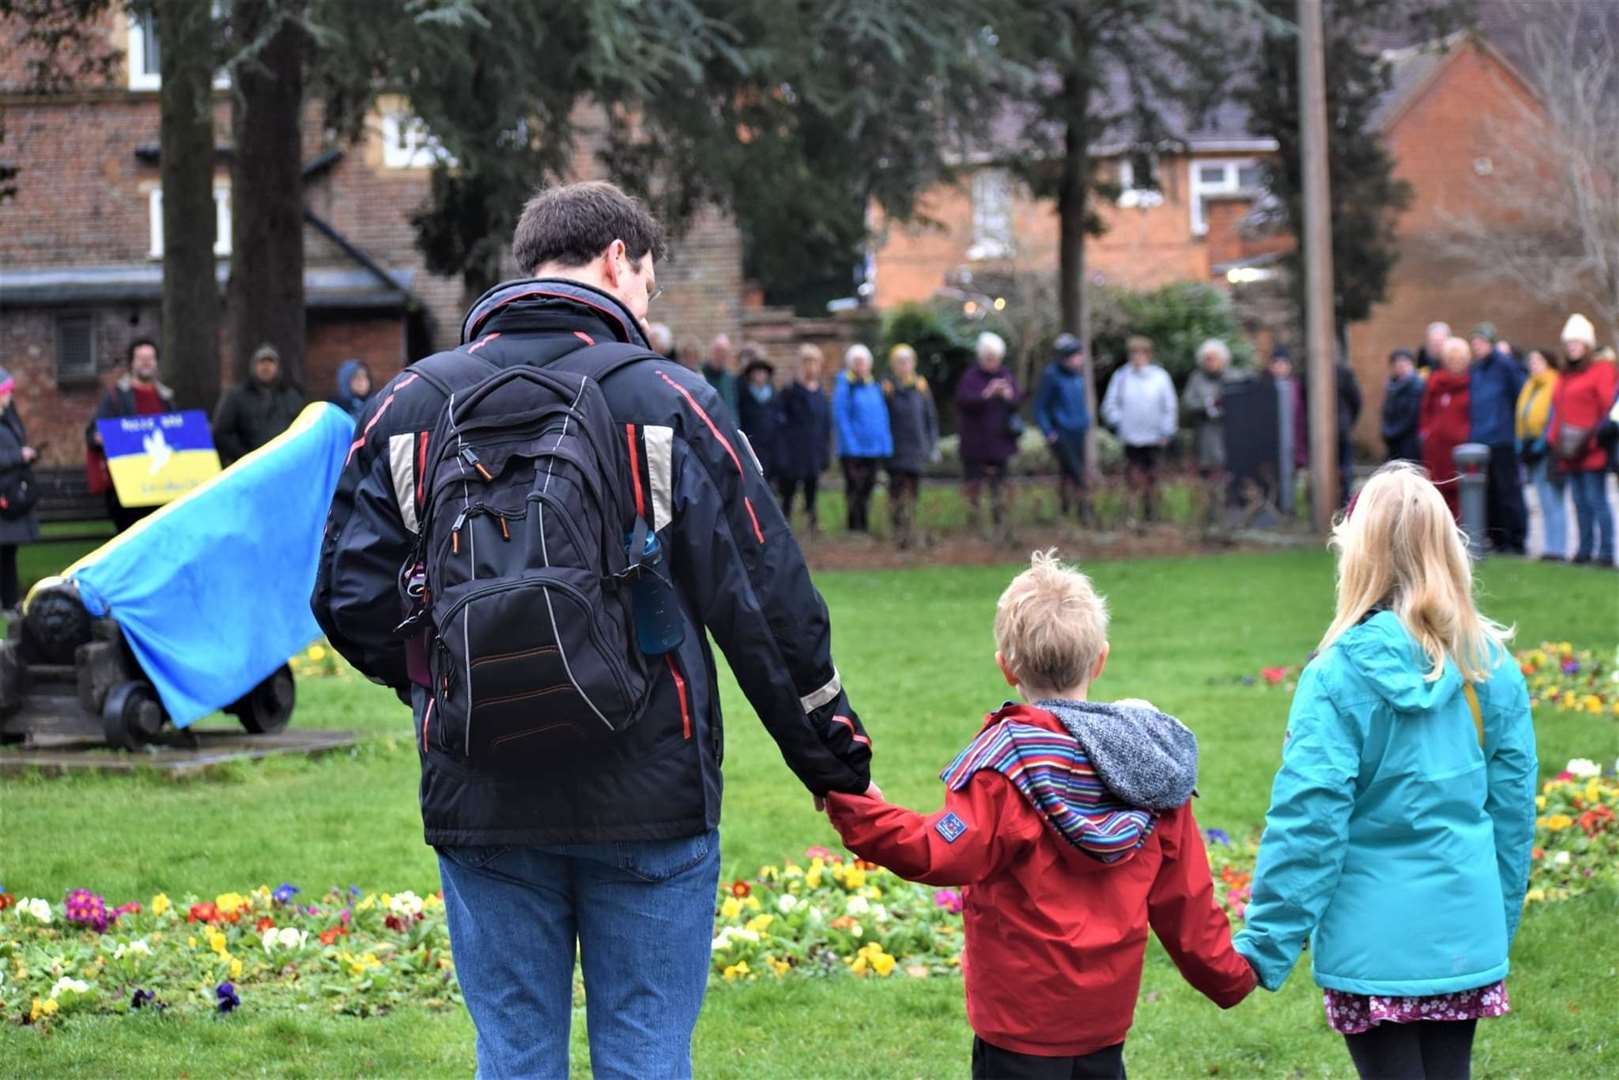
top-left (941, 706), bottom-right (1159, 864)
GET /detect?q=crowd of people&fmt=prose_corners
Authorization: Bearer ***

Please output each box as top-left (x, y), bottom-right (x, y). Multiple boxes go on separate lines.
top-left (1380, 315), bottom-right (1618, 565)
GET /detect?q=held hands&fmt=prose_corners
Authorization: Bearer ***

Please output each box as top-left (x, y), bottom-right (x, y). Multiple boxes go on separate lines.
top-left (21, 447), bottom-right (37, 463)
top-left (814, 779), bottom-right (883, 813)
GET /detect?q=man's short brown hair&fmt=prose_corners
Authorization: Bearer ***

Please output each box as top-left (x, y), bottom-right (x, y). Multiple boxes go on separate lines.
top-left (512, 181), bottom-right (667, 274)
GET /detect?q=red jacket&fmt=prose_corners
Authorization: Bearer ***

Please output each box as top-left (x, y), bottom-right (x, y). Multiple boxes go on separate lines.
top-left (1549, 360), bottom-right (1618, 473)
top-left (826, 709), bottom-right (1254, 1058)
top-left (1419, 368), bottom-right (1471, 516)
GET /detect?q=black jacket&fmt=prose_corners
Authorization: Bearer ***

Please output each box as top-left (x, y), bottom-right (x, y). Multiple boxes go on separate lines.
top-left (1381, 373), bottom-right (1424, 462)
top-left (883, 376), bottom-right (939, 474)
top-left (776, 382), bottom-right (833, 481)
top-left (213, 380), bottom-right (304, 464)
top-left (736, 386), bottom-right (784, 478)
top-left (84, 377), bottom-right (178, 449)
top-left (311, 279), bottom-right (871, 846)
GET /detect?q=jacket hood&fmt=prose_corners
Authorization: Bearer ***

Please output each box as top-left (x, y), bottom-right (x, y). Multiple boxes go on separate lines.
top-left (1332, 610), bottom-right (1462, 714)
top-left (1036, 699), bottom-right (1198, 811)
top-left (334, 359), bottom-right (365, 409)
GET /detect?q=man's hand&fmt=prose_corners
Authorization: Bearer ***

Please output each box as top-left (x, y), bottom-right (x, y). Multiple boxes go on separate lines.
top-left (814, 780), bottom-right (883, 813)
top-left (21, 447), bottom-right (37, 464)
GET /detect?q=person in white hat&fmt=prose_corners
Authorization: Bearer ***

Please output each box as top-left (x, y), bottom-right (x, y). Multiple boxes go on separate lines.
top-left (1547, 314), bottom-right (1616, 564)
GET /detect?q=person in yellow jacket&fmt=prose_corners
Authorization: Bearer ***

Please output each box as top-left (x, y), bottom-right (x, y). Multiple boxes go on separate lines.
top-left (1516, 347), bottom-right (1565, 561)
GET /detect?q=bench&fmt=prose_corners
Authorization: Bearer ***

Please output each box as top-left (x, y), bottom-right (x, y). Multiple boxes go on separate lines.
top-left (33, 468), bottom-right (115, 544)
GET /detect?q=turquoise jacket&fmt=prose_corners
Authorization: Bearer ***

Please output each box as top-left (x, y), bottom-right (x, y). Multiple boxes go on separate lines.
top-left (1233, 611), bottom-right (1536, 996)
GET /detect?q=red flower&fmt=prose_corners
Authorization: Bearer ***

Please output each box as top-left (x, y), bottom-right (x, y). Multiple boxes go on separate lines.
top-left (0, 893), bottom-right (13, 912)
top-left (730, 880), bottom-right (752, 898)
top-left (854, 859), bottom-right (879, 872)
top-left (384, 914), bottom-right (408, 933)
top-left (1532, 847), bottom-right (1544, 860)
top-left (187, 902), bottom-right (221, 924)
top-left (1261, 667), bottom-right (1288, 686)
top-left (255, 916), bottom-right (275, 933)
top-left (318, 926), bottom-right (348, 946)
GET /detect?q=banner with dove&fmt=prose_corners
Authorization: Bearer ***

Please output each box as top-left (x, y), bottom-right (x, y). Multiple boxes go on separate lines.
top-left (96, 411), bottom-right (221, 508)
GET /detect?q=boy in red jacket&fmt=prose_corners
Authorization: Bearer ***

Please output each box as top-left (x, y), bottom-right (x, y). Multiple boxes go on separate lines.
top-left (826, 550), bottom-right (1254, 1079)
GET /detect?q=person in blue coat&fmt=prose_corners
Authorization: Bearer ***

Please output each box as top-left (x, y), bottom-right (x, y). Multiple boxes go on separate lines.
top-left (1033, 333), bottom-right (1092, 523)
top-left (1468, 323), bottom-right (1527, 553)
top-left (1234, 462), bottom-right (1536, 1080)
top-left (775, 344), bottom-right (833, 535)
top-left (832, 344), bottom-right (892, 533)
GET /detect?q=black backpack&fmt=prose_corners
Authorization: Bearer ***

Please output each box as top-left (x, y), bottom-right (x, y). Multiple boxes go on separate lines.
top-left (401, 343), bottom-right (659, 768)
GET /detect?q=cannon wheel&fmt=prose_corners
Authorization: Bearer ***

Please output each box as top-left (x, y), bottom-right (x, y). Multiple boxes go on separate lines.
top-left (102, 681), bottom-right (165, 750)
top-left (227, 664), bottom-right (295, 735)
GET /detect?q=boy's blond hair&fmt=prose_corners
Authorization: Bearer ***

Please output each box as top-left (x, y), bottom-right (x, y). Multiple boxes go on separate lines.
top-left (994, 550), bottom-right (1109, 696)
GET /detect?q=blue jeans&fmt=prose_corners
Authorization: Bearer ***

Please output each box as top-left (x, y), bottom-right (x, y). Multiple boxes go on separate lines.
top-left (1568, 470), bottom-right (1615, 563)
top-left (437, 829), bottom-right (720, 1079)
top-left (1530, 459), bottom-right (1567, 559)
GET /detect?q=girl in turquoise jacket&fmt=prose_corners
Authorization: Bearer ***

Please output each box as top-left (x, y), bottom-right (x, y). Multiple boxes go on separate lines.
top-left (1234, 462), bottom-right (1537, 1080)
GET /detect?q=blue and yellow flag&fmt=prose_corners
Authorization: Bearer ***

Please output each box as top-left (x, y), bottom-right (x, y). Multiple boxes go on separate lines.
top-left (97, 410), bottom-right (221, 508)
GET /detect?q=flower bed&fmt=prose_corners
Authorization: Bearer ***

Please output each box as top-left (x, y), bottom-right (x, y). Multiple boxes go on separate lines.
top-left (7, 770), bottom-right (1611, 1025)
top-left (1528, 759), bottom-right (1619, 905)
top-left (1517, 643), bottom-right (1617, 716)
top-left (1, 885), bottom-right (457, 1027)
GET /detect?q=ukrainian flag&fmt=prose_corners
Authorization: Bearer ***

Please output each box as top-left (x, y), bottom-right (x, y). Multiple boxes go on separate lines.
top-left (101, 410), bottom-right (222, 508)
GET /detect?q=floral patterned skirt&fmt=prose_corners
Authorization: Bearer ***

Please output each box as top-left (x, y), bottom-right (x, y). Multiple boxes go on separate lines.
top-left (1323, 981), bottom-right (1510, 1036)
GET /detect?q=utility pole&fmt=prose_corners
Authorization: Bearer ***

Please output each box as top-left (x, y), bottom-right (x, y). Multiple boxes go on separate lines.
top-left (1298, 0), bottom-right (1337, 532)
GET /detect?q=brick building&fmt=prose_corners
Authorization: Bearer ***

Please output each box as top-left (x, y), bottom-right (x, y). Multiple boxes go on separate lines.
top-left (871, 32), bottom-right (1582, 453)
top-left (0, 9), bottom-right (744, 467)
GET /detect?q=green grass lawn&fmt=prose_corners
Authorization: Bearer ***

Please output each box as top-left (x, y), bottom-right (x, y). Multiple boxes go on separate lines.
top-left (2, 551), bottom-right (1616, 1077)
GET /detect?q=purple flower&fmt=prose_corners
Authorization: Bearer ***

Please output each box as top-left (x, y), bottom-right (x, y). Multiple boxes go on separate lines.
top-left (348, 885), bottom-right (362, 898)
top-left (64, 888), bottom-right (110, 933)
top-left (130, 989), bottom-right (164, 1011)
top-left (215, 982), bottom-right (240, 1014)
top-left (1562, 659), bottom-right (1581, 675)
top-left (1204, 828), bottom-right (1232, 847)
top-left (933, 889), bottom-right (964, 915)
top-left (271, 883), bottom-right (300, 905)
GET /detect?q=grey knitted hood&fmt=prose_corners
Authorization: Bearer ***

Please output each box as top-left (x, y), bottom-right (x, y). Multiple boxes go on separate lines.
top-left (1035, 698), bottom-right (1198, 811)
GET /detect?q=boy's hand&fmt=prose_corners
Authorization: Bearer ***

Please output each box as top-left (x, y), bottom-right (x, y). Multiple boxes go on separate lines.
top-left (814, 780), bottom-right (883, 813)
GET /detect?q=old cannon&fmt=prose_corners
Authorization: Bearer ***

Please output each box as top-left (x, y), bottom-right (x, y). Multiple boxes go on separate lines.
top-left (0, 403), bottom-right (352, 750)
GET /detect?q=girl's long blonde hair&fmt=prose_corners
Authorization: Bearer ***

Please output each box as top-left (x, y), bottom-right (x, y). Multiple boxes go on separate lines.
top-left (1320, 462), bottom-right (1512, 683)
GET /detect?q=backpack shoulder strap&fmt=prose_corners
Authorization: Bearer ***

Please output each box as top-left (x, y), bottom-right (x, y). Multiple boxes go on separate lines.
top-left (1464, 683), bottom-right (1484, 747)
top-left (549, 342), bottom-right (662, 385)
top-left (408, 348), bottom-right (501, 398)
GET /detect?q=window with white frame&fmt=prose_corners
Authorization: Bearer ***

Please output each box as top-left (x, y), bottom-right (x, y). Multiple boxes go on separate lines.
top-left (967, 168), bottom-right (1014, 261)
top-left (381, 110), bottom-right (455, 170)
top-left (1116, 157), bottom-right (1165, 209)
top-left (127, 9), bottom-right (230, 91)
top-left (148, 187), bottom-right (233, 258)
top-left (128, 12), bottom-right (161, 90)
top-left (1189, 158), bottom-right (1264, 236)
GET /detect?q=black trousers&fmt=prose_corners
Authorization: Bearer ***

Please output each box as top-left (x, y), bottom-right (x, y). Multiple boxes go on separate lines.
top-left (1343, 1019), bottom-right (1477, 1080)
top-left (106, 490), bottom-right (154, 534)
top-left (1484, 444), bottom-right (1527, 553)
top-left (0, 544), bottom-right (18, 609)
top-left (841, 457), bottom-right (879, 532)
top-left (971, 1037), bottom-right (1126, 1080)
top-left (775, 474), bottom-right (819, 523)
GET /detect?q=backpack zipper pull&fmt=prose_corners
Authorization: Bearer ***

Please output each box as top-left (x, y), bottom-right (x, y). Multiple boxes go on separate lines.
top-left (498, 517), bottom-right (510, 541)
top-left (451, 509), bottom-right (468, 555)
top-left (460, 446), bottom-right (493, 482)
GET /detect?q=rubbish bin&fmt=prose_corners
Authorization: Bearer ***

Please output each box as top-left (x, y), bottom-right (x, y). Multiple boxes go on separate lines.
top-left (1453, 442), bottom-right (1491, 557)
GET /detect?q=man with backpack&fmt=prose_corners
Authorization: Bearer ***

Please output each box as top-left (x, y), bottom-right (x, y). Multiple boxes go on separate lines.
top-left (311, 181), bottom-right (874, 1078)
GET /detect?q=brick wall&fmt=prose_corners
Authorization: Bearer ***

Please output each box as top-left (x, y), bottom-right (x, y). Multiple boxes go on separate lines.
top-left (305, 314), bottom-right (406, 402)
top-left (871, 155), bottom-right (1264, 308)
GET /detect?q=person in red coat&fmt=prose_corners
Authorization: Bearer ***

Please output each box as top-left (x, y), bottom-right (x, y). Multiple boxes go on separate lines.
top-left (1548, 314), bottom-right (1617, 564)
top-left (826, 551), bottom-right (1254, 1079)
top-left (1419, 336), bottom-right (1473, 519)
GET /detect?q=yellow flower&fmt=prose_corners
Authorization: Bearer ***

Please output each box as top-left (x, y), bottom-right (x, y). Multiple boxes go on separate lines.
top-left (356, 894), bottom-right (377, 912)
top-left (1586, 779), bottom-right (1602, 804)
top-left (745, 913), bottom-right (774, 934)
top-left (1536, 795), bottom-right (1547, 810)
top-left (720, 897), bottom-right (742, 920)
top-left (722, 961), bottom-right (750, 982)
top-left (348, 952), bottom-right (382, 976)
top-left (29, 998), bottom-right (59, 1022)
top-left (870, 950), bottom-right (896, 977)
top-left (380, 892), bottom-right (393, 908)
top-left (768, 957), bottom-right (790, 976)
top-left (745, 896), bottom-right (761, 911)
top-left (229, 957), bottom-right (243, 980)
top-left (187, 935), bottom-right (198, 949)
top-left (1525, 888), bottom-right (1546, 904)
top-left (207, 929), bottom-right (229, 955)
top-left (849, 955), bottom-right (868, 976)
top-left (215, 892), bottom-right (249, 916)
top-left (307, 644), bottom-right (327, 662)
top-left (805, 868), bottom-right (823, 889)
top-left (423, 893), bottom-right (444, 909)
top-left (1544, 814), bottom-right (1574, 831)
top-left (151, 893), bottom-right (171, 918)
top-left (843, 867), bottom-right (866, 890)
